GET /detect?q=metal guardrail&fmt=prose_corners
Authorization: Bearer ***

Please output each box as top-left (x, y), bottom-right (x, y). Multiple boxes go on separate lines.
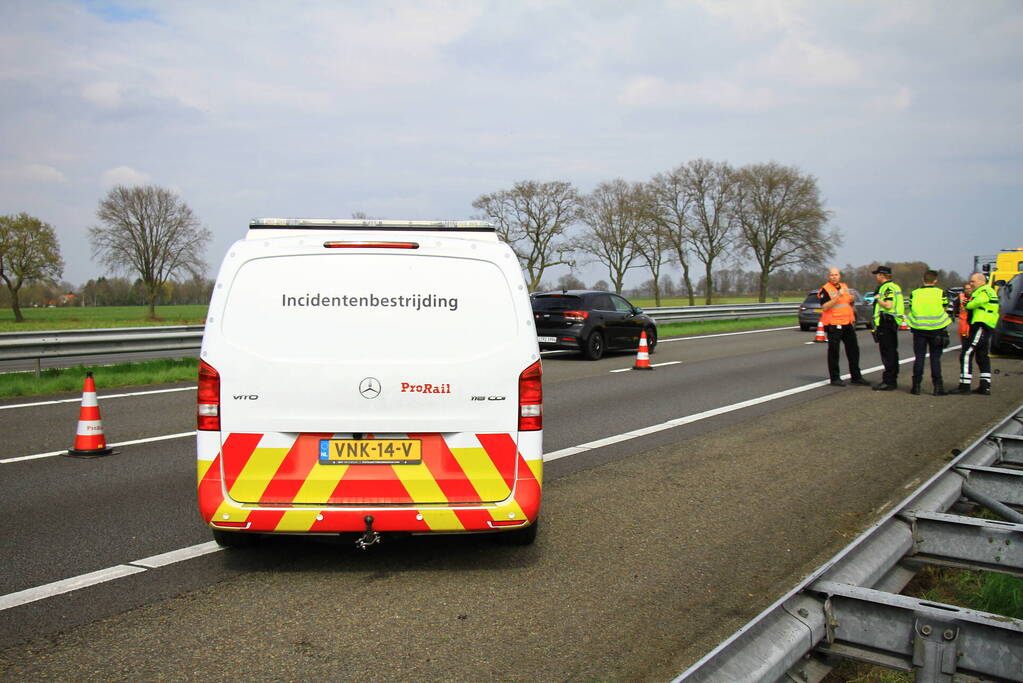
top-left (646, 302), bottom-right (798, 323)
top-left (675, 404), bottom-right (1023, 683)
top-left (0, 325), bottom-right (205, 373)
top-left (0, 303), bottom-right (798, 369)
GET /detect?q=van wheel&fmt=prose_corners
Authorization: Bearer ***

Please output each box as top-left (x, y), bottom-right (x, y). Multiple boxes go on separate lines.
top-left (800, 323), bottom-right (811, 331)
top-left (212, 528), bottom-right (258, 548)
top-left (497, 520), bottom-right (538, 546)
top-left (644, 327), bottom-right (657, 353)
top-left (582, 331), bottom-right (604, 360)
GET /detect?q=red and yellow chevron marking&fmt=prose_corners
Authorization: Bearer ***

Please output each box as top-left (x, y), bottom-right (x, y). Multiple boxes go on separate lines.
top-left (197, 432), bottom-right (541, 534)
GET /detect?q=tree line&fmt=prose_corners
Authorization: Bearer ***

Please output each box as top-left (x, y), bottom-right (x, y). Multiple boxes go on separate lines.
top-left (549, 261), bottom-right (966, 301)
top-left (1, 163), bottom-right (967, 322)
top-left (473, 159), bottom-right (838, 305)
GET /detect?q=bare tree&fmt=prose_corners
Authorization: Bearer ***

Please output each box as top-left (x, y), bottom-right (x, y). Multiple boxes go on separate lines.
top-left (733, 162), bottom-right (836, 302)
top-left (576, 179), bottom-right (645, 294)
top-left (0, 212), bottom-right (65, 322)
top-left (472, 180), bottom-right (579, 291)
top-left (633, 186), bottom-right (672, 305)
top-left (556, 272), bottom-right (586, 290)
top-left (684, 159), bottom-right (739, 304)
top-left (646, 166), bottom-right (697, 305)
top-left (90, 185), bottom-right (211, 319)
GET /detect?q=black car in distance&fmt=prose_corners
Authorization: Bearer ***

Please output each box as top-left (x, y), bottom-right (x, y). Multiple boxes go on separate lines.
top-left (531, 290), bottom-right (657, 360)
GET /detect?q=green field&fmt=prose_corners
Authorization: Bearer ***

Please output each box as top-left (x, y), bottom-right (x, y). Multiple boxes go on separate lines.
top-left (0, 305), bottom-right (208, 332)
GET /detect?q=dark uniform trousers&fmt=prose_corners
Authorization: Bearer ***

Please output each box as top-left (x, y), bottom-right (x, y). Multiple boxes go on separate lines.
top-left (826, 324), bottom-right (862, 382)
top-left (912, 330), bottom-right (944, 383)
top-left (876, 318), bottom-right (899, 386)
top-left (961, 323), bottom-right (993, 382)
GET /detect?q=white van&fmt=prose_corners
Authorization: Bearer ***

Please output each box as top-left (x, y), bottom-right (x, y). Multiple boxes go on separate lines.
top-left (197, 219), bottom-right (543, 548)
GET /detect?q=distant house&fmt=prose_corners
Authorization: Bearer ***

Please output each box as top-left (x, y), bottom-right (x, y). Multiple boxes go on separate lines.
top-left (60, 292), bottom-right (77, 306)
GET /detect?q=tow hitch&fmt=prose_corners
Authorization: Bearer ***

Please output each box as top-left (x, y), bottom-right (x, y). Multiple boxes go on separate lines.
top-left (355, 515), bottom-right (382, 550)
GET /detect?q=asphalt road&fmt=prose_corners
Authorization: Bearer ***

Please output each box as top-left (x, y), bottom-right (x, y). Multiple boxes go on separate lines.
top-left (2, 327), bottom-right (1022, 681)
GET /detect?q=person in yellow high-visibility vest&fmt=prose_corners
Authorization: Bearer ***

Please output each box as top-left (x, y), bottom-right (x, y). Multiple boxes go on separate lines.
top-left (870, 265), bottom-right (903, 391)
top-left (906, 270), bottom-right (952, 395)
top-left (957, 272), bottom-right (1000, 395)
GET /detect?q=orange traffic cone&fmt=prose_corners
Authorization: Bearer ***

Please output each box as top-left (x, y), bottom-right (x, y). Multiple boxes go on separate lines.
top-left (814, 321), bottom-right (826, 343)
top-left (67, 372), bottom-right (113, 456)
top-left (899, 316), bottom-right (909, 331)
top-left (632, 330), bottom-right (653, 370)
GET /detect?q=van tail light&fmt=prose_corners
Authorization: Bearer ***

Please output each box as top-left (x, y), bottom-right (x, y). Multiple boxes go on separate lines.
top-left (563, 310), bottom-right (589, 322)
top-left (518, 360), bottom-right (542, 431)
top-left (197, 360), bottom-right (220, 431)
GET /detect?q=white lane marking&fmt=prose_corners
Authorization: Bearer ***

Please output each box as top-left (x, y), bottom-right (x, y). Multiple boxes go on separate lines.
top-left (130, 541), bottom-right (223, 569)
top-left (547, 344), bottom-right (966, 462)
top-left (0, 340), bottom-right (966, 610)
top-left (0, 565), bottom-right (148, 611)
top-left (1, 431), bottom-right (196, 464)
top-left (0, 542), bottom-right (224, 611)
top-left (609, 361), bottom-right (682, 373)
top-left (0, 386), bottom-right (196, 411)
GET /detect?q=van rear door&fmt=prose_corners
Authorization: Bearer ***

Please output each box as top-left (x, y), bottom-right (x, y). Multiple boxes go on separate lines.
top-left (206, 233), bottom-right (535, 506)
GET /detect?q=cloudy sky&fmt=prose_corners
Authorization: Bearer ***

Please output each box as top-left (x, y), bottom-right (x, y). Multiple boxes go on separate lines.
top-left (2, 0), bottom-right (1020, 288)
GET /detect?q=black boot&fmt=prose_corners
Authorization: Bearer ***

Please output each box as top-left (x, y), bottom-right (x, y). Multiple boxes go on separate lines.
top-left (910, 381), bottom-right (921, 395)
top-left (974, 380), bottom-right (991, 395)
top-left (933, 380), bottom-right (946, 396)
top-left (956, 382), bottom-right (972, 394)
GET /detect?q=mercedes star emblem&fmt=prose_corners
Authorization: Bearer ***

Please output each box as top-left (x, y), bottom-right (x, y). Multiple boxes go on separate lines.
top-left (359, 377), bottom-right (381, 399)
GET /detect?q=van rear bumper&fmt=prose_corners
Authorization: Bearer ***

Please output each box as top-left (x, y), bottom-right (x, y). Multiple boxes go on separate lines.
top-left (197, 432), bottom-right (542, 534)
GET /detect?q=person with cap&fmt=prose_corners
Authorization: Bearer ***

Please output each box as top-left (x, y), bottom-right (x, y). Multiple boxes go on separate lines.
top-left (906, 270), bottom-right (952, 395)
top-left (818, 267), bottom-right (869, 387)
top-left (957, 272), bottom-right (1000, 395)
top-left (870, 265), bottom-right (903, 391)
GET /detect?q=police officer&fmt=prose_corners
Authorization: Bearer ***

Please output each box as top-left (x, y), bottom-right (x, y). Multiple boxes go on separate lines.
top-left (958, 272), bottom-right (1000, 395)
top-left (906, 270), bottom-right (951, 395)
top-left (819, 267), bottom-right (869, 387)
top-left (870, 265), bottom-right (902, 391)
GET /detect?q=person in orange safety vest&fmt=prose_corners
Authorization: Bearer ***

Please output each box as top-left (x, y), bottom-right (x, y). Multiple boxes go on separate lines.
top-left (818, 267), bottom-right (869, 387)
top-left (951, 280), bottom-right (973, 384)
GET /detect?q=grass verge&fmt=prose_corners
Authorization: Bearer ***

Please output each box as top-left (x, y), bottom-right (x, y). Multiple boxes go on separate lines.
top-left (656, 315), bottom-right (796, 337)
top-left (0, 358), bottom-right (199, 399)
top-left (0, 305), bottom-right (208, 332)
top-left (824, 567), bottom-right (1022, 682)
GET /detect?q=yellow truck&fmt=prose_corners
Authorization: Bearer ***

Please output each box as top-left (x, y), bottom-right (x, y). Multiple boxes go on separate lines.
top-left (975, 248), bottom-right (1023, 287)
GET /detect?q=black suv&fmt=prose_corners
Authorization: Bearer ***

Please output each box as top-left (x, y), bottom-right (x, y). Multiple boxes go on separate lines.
top-left (531, 290), bottom-right (657, 360)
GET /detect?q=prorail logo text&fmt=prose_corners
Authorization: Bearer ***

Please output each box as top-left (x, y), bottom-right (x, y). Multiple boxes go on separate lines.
top-left (401, 382), bottom-right (451, 394)
top-left (281, 292), bottom-right (458, 312)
